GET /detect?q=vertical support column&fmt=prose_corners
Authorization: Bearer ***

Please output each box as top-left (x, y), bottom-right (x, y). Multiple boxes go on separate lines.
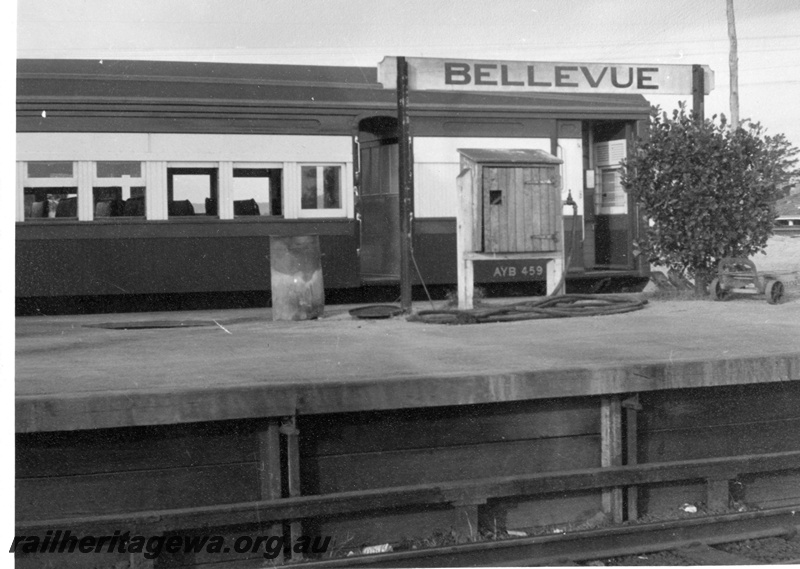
top-left (281, 416), bottom-right (303, 560)
top-left (345, 161), bottom-right (356, 218)
top-left (77, 161), bottom-right (94, 221)
top-left (146, 161), bottom-right (167, 220)
top-left (706, 478), bottom-right (730, 512)
top-left (462, 261), bottom-right (475, 310)
top-left (622, 394), bottom-right (642, 521)
top-left (601, 395), bottom-right (624, 523)
top-left (282, 163), bottom-right (298, 219)
top-left (451, 498), bottom-right (485, 542)
top-left (258, 420), bottom-right (284, 564)
top-left (546, 258), bottom-right (564, 296)
top-left (456, 167), bottom-right (474, 309)
top-left (397, 56), bottom-right (414, 313)
top-left (692, 64), bottom-right (705, 122)
top-left (217, 161), bottom-right (234, 220)
top-left (16, 161), bottom-right (26, 222)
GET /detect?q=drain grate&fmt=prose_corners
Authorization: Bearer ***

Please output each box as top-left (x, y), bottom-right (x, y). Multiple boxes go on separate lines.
top-left (86, 320), bottom-right (217, 330)
top-left (349, 305), bottom-right (404, 319)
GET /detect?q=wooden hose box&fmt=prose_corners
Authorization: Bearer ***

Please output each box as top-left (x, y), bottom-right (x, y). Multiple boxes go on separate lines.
top-left (456, 149), bottom-right (565, 306)
top-left (459, 148), bottom-right (563, 254)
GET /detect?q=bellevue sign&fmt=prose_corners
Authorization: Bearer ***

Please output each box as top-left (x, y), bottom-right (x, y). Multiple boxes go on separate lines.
top-left (378, 56), bottom-right (713, 95)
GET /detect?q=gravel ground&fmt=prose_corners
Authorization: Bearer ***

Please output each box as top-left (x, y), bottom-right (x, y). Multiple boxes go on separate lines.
top-left (592, 536), bottom-right (800, 566)
top-left (598, 550), bottom-right (693, 566)
top-left (717, 535), bottom-right (800, 564)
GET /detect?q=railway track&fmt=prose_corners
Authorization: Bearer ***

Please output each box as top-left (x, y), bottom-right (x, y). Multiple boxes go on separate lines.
top-left (603, 536), bottom-right (800, 566)
top-left (294, 506), bottom-right (800, 567)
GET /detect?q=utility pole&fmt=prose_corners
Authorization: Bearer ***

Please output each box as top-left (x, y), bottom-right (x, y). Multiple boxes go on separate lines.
top-left (727, 0), bottom-right (739, 129)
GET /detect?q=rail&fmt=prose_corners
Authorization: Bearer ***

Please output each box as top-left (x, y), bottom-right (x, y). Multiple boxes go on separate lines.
top-left (16, 450), bottom-right (800, 545)
top-left (296, 506), bottom-right (800, 567)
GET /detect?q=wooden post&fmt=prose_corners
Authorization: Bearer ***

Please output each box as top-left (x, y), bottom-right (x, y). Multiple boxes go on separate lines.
top-left (601, 396), bottom-right (624, 523)
top-left (451, 498), bottom-right (485, 542)
top-left (692, 64), bottom-right (705, 123)
top-left (706, 477), bottom-right (730, 512)
top-left (397, 56), bottom-right (414, 313)
top-left (456, 167), bottom-right (475, 309)
top-left (258, 420), bottom-right (284, 564)
top-left (546, 258), bottom-right (564, 296)
top-left (622, 394), bottom-right (642, 521)
top-left (281, 416), bottom-right (303, 560)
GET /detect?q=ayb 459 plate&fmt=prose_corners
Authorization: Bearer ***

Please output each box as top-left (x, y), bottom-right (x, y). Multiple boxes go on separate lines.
top-left (473, 259), bottom-right (549, 282)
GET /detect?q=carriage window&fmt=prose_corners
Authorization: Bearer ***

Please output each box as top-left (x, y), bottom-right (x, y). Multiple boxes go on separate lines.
top-left (93, 186), bottom-right (146, 217)
top-left (599, 168), bottom-right (627, 213)
top-left (94, 161), bottom-right (146, 218)
top-left (24, 162), bottom-right (78, 220)
top-left (97, 161), bottom-right (141, 178)
top-left (24, 187), bottom-right (78, 219)
top-left (233, 168), bottom-right (282, 216)
top-left (27, 161), bottom-right (73, 178)
top-left (301, 165), bottom-right (341, 210)
top-left (167, 168), bottom-right (218, 217)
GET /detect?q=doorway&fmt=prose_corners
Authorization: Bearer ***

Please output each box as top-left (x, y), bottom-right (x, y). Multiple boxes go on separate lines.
top-left (357, 117), bottom-right (401, 283)
top-left (585, 122), bottom-right (634, 270)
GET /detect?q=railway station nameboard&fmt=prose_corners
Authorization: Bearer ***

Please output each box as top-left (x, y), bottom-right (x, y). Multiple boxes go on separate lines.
top-left (378, 56), bottom-right (713, 95)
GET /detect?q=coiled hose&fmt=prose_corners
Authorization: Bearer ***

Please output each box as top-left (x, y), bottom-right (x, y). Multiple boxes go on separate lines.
top-left (407, 294), bottom-right (647, 325)
top-left (408, 197), bottom-right (647, 324)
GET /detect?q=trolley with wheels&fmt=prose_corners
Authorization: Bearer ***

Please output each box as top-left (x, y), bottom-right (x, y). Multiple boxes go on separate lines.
top-left (709, 257), bottom-right (785, 304)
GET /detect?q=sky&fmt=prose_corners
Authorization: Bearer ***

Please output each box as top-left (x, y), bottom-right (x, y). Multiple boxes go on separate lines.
top-left (11, 0), bottom-right (800, 148)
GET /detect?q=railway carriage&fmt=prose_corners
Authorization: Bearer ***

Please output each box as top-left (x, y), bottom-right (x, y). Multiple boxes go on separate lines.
top-left (16, 59), bottom-right (651, 308)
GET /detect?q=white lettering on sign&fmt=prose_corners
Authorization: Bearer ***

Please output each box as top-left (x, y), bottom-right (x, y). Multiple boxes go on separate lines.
top-left (378, 57), bottom-right (714, 95)
top-left (493, 266), bottom-right (513, 277)
top-left (492, 265), bottom-right (544, 278)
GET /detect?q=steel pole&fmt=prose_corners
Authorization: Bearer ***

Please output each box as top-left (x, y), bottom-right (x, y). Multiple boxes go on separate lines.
top-left (692, 64), bottom-right (705, 122)
top-left (397, 56), bottom-right (413, 312)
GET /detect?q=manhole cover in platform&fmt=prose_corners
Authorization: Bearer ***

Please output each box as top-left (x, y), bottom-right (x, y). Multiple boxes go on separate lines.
top-left (349, 305), bottom-right (404, 319)
top-left (86, 320), bottom-right (218, 330)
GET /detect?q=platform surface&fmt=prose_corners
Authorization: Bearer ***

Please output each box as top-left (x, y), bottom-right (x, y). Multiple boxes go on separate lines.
top-left (15, 294), bottom-right (800, 432)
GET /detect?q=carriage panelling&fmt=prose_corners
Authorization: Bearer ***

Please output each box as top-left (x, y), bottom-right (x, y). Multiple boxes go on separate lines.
top-left (16, 220), bottom-right (359, 296)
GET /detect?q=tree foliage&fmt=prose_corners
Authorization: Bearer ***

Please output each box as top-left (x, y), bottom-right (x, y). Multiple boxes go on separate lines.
top-left (621, 104), bottom-right (798, 292)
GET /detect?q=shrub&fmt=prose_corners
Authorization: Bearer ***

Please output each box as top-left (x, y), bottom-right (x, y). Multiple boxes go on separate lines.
top-left (622, 104), bottom-right (798, 295)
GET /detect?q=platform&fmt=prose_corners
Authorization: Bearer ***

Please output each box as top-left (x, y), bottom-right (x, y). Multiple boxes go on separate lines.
top-left (15, 294), bottom-right (800, 433)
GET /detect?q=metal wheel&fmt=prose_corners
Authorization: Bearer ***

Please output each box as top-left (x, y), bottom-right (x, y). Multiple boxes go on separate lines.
top-left (765, 279), bottom-right (784, 305)
top-left (709, 278), bottom-right (728, 301)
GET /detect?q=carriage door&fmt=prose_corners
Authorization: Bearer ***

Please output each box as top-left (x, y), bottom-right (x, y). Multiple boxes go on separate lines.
top-left (591, 123), bottom-right (634, 269)
top-left (358, 117), bottom-right (401, 283)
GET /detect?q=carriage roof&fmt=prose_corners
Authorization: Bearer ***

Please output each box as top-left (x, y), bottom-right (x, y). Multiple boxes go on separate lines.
top-left (17, 58), bottom-right (651, 135)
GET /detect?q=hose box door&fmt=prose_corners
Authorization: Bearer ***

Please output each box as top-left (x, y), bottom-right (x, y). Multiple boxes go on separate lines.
top-left (482, 164), bottom-right (561, 253)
